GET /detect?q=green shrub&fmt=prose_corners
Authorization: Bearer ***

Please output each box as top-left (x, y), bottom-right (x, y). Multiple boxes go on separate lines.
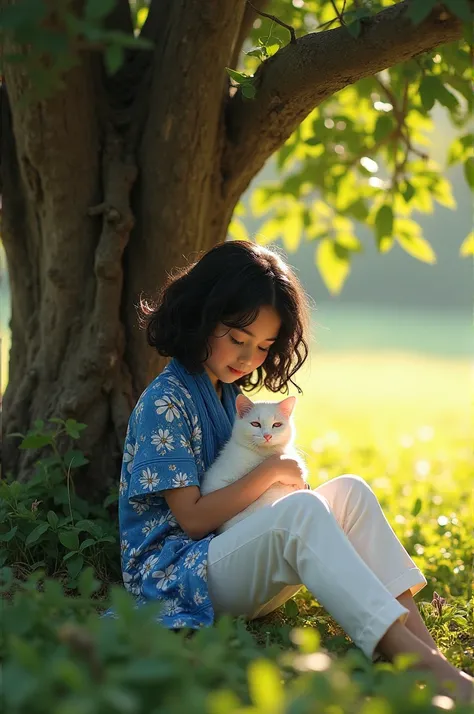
top-left (1, 418), bottom-right (120, 589)
top-left (3, 568), bottom-right (473, 714)
top-left (1, 411), bottom-right (473, 713)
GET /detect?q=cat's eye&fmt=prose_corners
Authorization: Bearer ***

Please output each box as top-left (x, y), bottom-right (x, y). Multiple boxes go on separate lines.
top-left (273, 422), bottom-right (282, 428)
top-left (250, 421), bottom-right (261, 428)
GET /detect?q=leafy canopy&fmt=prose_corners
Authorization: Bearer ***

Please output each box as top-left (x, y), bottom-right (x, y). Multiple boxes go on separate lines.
top-left (0, 0), bottom-right (472, 293)
top-left (226, 0), bottom-right (473, 292)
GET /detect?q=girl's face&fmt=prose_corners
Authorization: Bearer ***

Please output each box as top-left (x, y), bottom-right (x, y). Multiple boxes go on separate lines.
top-left (203, 305), bottom-right (281, 388)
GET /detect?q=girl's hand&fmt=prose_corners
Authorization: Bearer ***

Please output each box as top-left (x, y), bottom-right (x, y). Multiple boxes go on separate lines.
top-left (263, 454), bottom-right (308, 491)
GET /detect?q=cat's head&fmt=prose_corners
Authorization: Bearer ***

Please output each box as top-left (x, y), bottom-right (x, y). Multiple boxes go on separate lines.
top-left (233, 394), bottom-right (296, 452)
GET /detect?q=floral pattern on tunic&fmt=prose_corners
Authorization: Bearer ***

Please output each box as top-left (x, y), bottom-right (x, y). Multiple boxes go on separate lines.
top-left (117, 363), bottom-right (215, 629)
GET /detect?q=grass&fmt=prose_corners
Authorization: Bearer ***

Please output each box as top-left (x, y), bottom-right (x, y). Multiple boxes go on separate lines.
top-left (252, 350), bottom-right (474, 673)
top-left (1, 348), bottom-right (473, 712)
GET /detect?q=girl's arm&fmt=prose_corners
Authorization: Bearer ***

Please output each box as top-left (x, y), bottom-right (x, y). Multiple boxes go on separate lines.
top-left (164, 455), bottom-right (306, 540)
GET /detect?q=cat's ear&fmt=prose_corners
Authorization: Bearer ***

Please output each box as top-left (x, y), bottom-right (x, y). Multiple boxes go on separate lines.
top-left (235, 394), bottom-right (254, 418)
top-left (277, 396), bottom-right (296, 418)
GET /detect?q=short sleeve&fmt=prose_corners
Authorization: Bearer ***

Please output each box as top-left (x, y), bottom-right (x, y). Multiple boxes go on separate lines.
top-left (128, 386), bottom-right (199, 500)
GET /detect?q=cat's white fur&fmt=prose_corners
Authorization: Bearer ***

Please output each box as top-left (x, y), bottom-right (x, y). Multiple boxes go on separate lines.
top-left (200, 394), bottom-right (308, 534)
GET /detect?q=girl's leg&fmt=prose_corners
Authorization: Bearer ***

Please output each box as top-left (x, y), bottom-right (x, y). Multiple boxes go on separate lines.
top-left (379, 621), bottom-right (473, 703)
top-left (208, 490), bottom-right (411, 660)
top-left (314, 475), bottom-right (427, 602)
top-left (207, 488), bottom-right (473, 702)
top-left (313, 477), bottom-right (445, 654)
top-left (396, 589), bottom-right (441, 653)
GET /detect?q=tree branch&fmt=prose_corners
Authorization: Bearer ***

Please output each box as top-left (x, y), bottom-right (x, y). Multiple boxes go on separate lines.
top-left (222, 0), bottom-right (466, 208)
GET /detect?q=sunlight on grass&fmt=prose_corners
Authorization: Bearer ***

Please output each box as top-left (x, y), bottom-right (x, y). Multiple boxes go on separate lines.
top-left (256, 350), bottom-right (473, 668)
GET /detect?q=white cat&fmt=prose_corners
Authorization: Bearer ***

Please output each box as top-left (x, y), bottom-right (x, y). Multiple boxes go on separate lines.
top-left (200, 394), bottom-right (308, 534)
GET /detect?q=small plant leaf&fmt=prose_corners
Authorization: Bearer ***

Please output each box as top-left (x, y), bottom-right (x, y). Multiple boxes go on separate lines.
top-left (25, 523), bottom-right (50, 546)
top-left (59, 530), bottom-right (80, 551)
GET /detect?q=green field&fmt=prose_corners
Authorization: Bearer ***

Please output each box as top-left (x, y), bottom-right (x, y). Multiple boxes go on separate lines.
top-left (255, 350), bottom-right (473, 672)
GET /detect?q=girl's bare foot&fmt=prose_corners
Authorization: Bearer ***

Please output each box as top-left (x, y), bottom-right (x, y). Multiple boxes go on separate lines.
top-left (427, 655), bottom-right (473, 704)
top-left (377, 620), bottom-right (474, 704)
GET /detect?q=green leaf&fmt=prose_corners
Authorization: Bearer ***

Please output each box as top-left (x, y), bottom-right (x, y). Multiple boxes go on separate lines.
top-left (419, 76), bottom-right (440, 112)
top-left (284, 599), bottom-right (299, 618)
top-left (463, 157), bottom-right (474, 189)
top-left (397, 232), bottom-right (436, 264)
top-left (47, 511), bottom-right (59, 529)
top-left (104, 44), bottom-right (124, 75)
top-left (64, 420), bottom-right (87, 439)
top-left (460, 231), bottom-right (474, 257)
top-left (431, 177), bottom-right (456, 209)
top-left (25, 523), bottom-right (50, 547)
top-left (407, 0), bottom-right (437, 24)
top-left (257, 218), bottom-right (283, 244)
top-left (67, 554), bottom-right (84, 580)
top-left (63, 551), bottom-right (80, 561)
top-left (346, 198), bottom-right (369, 221)
top-left (246, 47), bottom-right (265, 60)
top-left (0, 526), bottom-right (18, 543)
top-left (75, 520), bottom-right (103, 537)
top-left (375, 204), bottom-right (394, 241)
top-left (63, 450), bottom-right (89, 469)
top-left (401, 181), bottom-right (416, 204)
top-left (103, 492), bottom-right (118, 508)
top-left (277, 142), bottom-right (297, 170)
top-left (345, 19), bottom-right (361, 38)
top-left (447, 137), bottom-right (465, 166)
top-left (344, 7), bottom-right (372, 38)
top-left (248, 660), bottom-right (284, 711)
top-left (241, 82), bottom-right (256, 99)
top-left (374, 114), bottom-right (394, 143)
top-left (445, 74), bottom-right (473, 103)
top-left (79, 538), bottom-right (97, 552)
top-left (281, 211), bottom-right (303, 252)
top-left (316, 239), bottom-right (350, 295)
top-left (336, 233), bottom-right (362, 252)
top-left (58, 530), bottom-right (80, 551)
top-left (434, 83), bottom-right (459, 112)
top-left (225, 68), bottom-right (252, 84)
top-left (136, 7), bottom-right (149, 29)
top-left (412, 498), bottom-right (423, 516)
top-left (265, 43), bottom-right (280, 57)
top-left (19, 434), bottom-right (53, 450)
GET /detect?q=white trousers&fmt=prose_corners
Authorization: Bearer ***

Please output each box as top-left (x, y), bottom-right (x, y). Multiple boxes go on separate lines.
top-left (207, 475), bottom-right (427, 659)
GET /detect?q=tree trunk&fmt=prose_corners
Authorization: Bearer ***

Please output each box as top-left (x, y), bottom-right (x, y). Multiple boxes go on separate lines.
top-left (1, 1), bottom-right (247, 497)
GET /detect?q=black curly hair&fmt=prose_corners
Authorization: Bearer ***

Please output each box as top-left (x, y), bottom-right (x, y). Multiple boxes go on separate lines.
top-left (140, 241), bottom-right (310, 394)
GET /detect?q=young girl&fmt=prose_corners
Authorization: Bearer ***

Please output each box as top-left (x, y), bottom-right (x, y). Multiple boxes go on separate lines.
top-left (119, 241), bottom-right (473, 703)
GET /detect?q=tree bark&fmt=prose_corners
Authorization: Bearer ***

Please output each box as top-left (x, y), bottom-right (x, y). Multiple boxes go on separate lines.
top-left (1, 0), bottom-right (248, 495)
top-left (0, 0), bottom-right (467, 497)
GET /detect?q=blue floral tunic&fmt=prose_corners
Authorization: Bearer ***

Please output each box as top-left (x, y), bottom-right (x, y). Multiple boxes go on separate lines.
top-left (119, 364), bottom-right (219, 628)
